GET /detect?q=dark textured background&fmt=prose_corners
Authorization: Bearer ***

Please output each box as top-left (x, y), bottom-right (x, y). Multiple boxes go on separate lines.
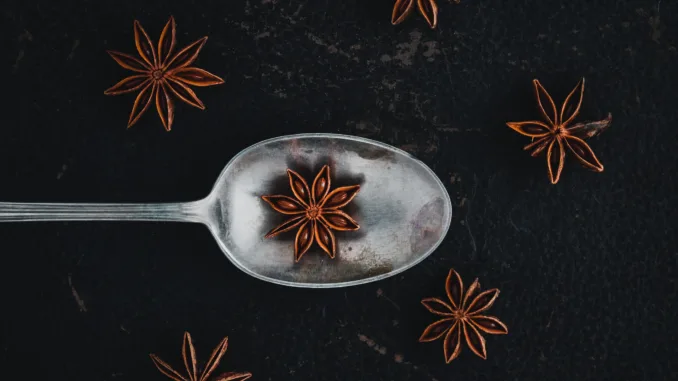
top-left (1, 0), bottom-right (677, 380)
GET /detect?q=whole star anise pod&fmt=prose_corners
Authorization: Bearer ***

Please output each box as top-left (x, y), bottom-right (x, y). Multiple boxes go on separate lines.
top-left (419, 268), bottom-right (508, 362)
top-left (391, 0), bottom-right (460, 29)
top-left (104, 16), bottom-right (224, 131)
top-left (150, 332), bottom-right (251, 381)
top-left (262, 165), bottom-right (360, 262)
top-left (506, 78), bottom-right (612, 184)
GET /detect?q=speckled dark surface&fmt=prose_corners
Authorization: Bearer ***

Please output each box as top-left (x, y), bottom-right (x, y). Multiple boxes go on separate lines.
top-left (1, 0), bottom-right (677, 380)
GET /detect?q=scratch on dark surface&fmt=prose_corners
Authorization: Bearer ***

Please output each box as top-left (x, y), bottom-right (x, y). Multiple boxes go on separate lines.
top-left (399, 144), bottom-right (418, 153)
top-left (398, 136), bottom-right (439, 156)
top-left (280, 13), bottom-right (298, 25)
top-left (394, 31), bottom-right (422, 66)
top-left (422, 41), bottom-right (440, 62)
top-left (546, 309), bottom-right (555, 329)
top-left (272, 89), bottom-right (287, 98)
top-left (56, 164), bottom-right (68, 179)
top-left (14, 30), bottom-right (32, 72)
top-left (291, 3), bottom-right (303, 17)
top-left (464, 175), bottom-right (479, 258)
top-left (13, 50), bottom-right (24, 72)
top-left (68, 274), bottom-right (87, 312)
top-left (231, 20), bottom-right (250, 32)
top-left (376, 288), bottom-right (401, 310)
top-left (437, 127), bottom-right (482, 133)
top-left (18, 30), bottom-right (33, 42)
top-left (650, 1), bottom-right (663, 42)
top-left (441, 47), bottom-right (455, 87)
top-left (637, 6), bottom-right (662, 43)
top-left (305, 32), bottom-right (359, 62)
top-left (410, 93), bottom-right (427, 120)
top-left (508, 214), bottom-right (520, 231)
top-left (67, 39), bottom-right (79, 60)
top-left (508, 206), bottom-right (528, 232)
top-left (648, 14), bottom-right (661, 42)
top-left (380, 350), bottom-right (439, 381)
top-left (381, 78), bottom-right (397, 90)
top-left (120, 325), bottom-right (129, 333)
top-left (352, 120), bottom-right (381, 136)
top-left (254, 31), bottom-right (270, 40)
top-left (75, 251), bottom-right (85, 266)
top-left (358, 334), bottom-right (388, 355)
top-left (358, 334), bottom-right (439, 379)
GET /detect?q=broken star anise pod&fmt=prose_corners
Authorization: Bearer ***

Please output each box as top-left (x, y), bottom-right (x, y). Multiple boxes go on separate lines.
top-left (150, 332), bottom-right (251, 381)
top-left (104, 16), bottom-right (224, 131)
top-left (391, 0), bottom-right (460, 29)
top-left (420, 268), bottom-right (508, 362)
top-left (506, 78), bottom-right (612, 184)
top-left (262, 165), bottom-right (360, 262)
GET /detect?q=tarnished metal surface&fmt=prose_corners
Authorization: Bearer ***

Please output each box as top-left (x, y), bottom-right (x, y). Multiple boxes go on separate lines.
top-left (207, 133), bottom-right (452, 288)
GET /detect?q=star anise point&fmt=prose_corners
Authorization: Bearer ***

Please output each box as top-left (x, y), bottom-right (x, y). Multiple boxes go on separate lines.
top-left (150, 332), bottom-right (249, 381)
top-left (420, 268), bottom-right (507, 362)
top-left (105, 17), bottom-right (223, 131)
top-left (507, 78), bottom-right (609, 184)
top-left (392, 0), bottom-right (454, 29)
top-left (263, 165), bottom-right (360, 261)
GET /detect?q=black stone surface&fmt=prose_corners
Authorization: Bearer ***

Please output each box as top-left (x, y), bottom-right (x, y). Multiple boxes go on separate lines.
top-left (1, 0), bottom-right (677, 380)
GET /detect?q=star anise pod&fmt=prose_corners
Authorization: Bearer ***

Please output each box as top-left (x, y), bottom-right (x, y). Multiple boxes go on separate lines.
top-left (419, 268), bottom-right (508, 362)
top-left (262, 165), bottom-right (360, 262)
top-left (391, 0), bottom-right (460, 29)
top-left (150, 332), bottom-right (251, 381)
top-left (506, 78), bottom-right (612, 184)
top-left (104, 16), bottom-right (224, 131)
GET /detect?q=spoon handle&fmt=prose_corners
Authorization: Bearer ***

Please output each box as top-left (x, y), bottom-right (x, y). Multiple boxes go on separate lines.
top-left (0, 201), bottom-right (207, 223)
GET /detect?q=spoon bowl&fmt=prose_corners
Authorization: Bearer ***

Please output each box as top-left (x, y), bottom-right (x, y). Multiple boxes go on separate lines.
top-left (0, 134), bottom-right (452, 288)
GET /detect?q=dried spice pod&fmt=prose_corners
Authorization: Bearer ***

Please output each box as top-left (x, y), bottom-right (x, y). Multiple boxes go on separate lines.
top-left (391, 0), bottom-right (460, 29)
top-left (419, 268), bottom-right (508, 363)
top-left (104, 16), bottom-right (224, 131)
top-left (262, 165), bottom-right (360, 262)
top-left (150, 332), bottom-right (251, 381)
top-left (506, 78), bottom-right (612, 184)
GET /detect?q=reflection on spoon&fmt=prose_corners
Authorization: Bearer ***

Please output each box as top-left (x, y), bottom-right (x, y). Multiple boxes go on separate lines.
top-left (0, 134), bottom-right (452, 288)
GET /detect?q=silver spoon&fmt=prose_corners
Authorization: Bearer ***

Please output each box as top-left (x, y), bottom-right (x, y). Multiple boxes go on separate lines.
top-left (0, 134), bottom-right (452, 288)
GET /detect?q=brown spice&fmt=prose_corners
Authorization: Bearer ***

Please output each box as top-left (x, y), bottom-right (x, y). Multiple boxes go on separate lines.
top-left (262, 165), bottom-right (360, 262)
top-left (419, 268), bottom-right (508, 362)
top-left (150, 332), bottom-right (251, 381)
top-left (506, 78), bottom-right (611, 184)
top-left (104, 16), bottom-right (224, 131)
top-left (391, 0), bottom-right (460, 29)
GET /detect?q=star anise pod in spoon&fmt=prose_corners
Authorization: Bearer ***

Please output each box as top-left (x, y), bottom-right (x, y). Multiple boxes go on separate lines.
top-left (391, 0), bottom-right (460, 29)
top-left (420, 268), bottom-right (508, 362)
top-left (506, 78), bottom-right (612, 184)
top-left (104, 16), bottom-right (224, 131)
top-left (262, 165), bottom-right (360, 262)
top-left (150, 332), bottom-right (251, 381)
